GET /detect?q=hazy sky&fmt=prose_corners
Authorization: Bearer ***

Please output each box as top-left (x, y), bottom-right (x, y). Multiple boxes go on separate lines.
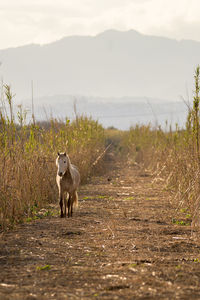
top-left (1, 0), bottom-right (200, 49)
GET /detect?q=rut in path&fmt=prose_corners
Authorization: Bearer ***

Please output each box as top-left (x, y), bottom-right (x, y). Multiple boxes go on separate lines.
top-left (1, 160), bottom-right (200, 300)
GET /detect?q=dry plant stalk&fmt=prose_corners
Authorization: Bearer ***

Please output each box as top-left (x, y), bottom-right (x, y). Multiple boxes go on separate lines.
top-left (0, 86), bottom-right (106, 230)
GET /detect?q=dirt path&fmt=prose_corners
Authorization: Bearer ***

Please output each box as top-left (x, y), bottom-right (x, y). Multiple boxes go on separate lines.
top-left (1, 160), bottom-right (200, 299)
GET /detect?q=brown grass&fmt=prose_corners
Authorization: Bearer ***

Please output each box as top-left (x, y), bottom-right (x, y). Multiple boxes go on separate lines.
top-left (0, 86), bottom-right (106, 229)
top-left (1, 66), bottom-right (200, 230)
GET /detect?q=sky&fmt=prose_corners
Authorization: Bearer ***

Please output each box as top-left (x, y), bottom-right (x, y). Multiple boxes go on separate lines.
top-left (0, 0), bottom-right (200, 49)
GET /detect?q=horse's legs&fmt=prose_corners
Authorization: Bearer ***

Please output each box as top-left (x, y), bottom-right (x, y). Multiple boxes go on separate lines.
top-left (71, 191), bottom-right (76, 217)
top-left (64, 194), bottom-right (67, 217)
top-left (68, 195), bottom-right (71, 218)
top-left (70, 197), bottom-right (73, 217)
top-left (59, 192), bottom-right (64, 218)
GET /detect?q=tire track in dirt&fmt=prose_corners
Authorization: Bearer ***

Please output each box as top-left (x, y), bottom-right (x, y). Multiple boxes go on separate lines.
top-left (1, 161), bottom-right (200, 299)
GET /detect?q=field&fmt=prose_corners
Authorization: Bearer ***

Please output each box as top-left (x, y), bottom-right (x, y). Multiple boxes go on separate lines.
top-left (1, 67), bottom-right (200, 299)
top-left (1, 154), bottom-right (200, 299)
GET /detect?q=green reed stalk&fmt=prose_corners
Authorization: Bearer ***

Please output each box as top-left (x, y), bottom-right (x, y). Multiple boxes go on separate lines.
top-left (193, 66), bottom-right (200, 161)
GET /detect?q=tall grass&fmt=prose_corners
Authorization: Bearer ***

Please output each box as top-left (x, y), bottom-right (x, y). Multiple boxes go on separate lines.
top-left (123, 66), bottom-right (200, 227)
top-left (166, 65), bottom-right (200, 226)
top-left (0, 86), bottom-right (105, 230)
top-left (1, 66), bottom-right (200, 230)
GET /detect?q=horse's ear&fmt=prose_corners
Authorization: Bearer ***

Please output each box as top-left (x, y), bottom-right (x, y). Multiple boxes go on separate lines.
top-left (63, 152), bottom-right (66, 156)
top-left (57, 152), bottom-right (60, 156)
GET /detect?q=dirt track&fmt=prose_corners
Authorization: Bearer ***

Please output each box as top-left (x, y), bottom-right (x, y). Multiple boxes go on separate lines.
top-left (1, 159), bottom-right (200, 299)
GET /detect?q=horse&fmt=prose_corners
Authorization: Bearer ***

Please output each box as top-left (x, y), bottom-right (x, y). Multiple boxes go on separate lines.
top-left (56, 152), bottom-right (80, 218)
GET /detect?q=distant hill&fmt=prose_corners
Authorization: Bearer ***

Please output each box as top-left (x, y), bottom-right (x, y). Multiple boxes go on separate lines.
top-left (15, 94), bottom-right (187, 130)
top-left (0, 29), bottom-right (199, 101)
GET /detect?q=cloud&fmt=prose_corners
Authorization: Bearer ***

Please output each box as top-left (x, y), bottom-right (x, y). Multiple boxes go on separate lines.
top-left (152, 19), bottom-right (200, 42)
top-left (0, 0), bottom-right (200, 49)
top-left (137, 0), bottom-right (200, 41)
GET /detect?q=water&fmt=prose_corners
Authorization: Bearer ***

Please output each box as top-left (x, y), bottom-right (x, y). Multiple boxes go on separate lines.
top-left (15, 96), bottom-right (189, 130)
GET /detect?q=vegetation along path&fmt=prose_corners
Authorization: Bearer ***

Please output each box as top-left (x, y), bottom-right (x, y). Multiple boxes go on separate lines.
top-left (1, 158), bottom-right (200, 300)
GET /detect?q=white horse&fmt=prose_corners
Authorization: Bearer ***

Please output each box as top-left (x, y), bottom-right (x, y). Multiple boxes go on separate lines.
top-left (56, 152), bottom-right (80, 218)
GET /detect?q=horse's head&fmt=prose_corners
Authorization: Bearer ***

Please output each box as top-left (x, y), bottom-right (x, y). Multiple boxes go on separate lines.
top-left (56, 152), bottom-right (69, 177)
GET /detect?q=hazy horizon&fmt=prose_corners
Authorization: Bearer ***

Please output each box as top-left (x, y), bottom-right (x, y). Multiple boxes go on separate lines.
top-left (1, 28), bottom-right (200, 51)
top-left (0, 29), bottom-right (198, 101)
top-left (1, 0), bottom-right (200, 129)
top-left (1, 0), bottom-right (200, 49)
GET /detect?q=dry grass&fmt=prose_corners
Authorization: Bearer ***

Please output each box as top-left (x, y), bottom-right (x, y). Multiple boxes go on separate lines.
top-left (1, 66), bottom-right (200, 230)
top-left (123, 66), bottom-right (200, 227)
top-left (0, 86), bottom-right (106, 230)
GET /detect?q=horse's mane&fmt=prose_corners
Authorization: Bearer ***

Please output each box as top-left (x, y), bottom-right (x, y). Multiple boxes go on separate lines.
top-left (66, 155), bottom-right (77, 183)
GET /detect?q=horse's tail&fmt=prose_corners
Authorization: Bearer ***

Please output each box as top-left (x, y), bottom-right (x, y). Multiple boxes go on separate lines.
top-left (73, 191), bottom-right (78, 210)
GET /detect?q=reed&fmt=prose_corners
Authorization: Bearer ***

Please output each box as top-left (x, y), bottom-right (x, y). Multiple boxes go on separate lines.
top-left (123, 66), bottom-right (200, 227)
top-left (0, 86), bottom-right (105, 230)
top-left (1, 66), bottom-right (200, 230)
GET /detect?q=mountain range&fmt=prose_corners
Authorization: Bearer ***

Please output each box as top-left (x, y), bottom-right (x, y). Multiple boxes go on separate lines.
top-left (0, 29), bottom-right (199, 128)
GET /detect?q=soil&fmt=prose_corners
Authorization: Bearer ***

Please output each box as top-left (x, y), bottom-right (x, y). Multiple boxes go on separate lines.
top-left (1, 157), bottom-right (200, 300)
